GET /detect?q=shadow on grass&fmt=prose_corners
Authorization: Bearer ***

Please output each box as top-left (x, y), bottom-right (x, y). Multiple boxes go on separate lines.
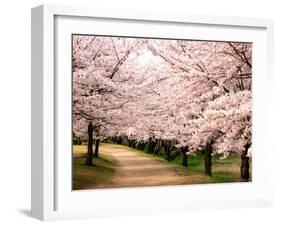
top-left (73, 153), bottom-right (116, 190)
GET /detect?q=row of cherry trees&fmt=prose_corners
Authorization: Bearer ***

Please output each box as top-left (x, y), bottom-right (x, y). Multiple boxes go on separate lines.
top-left (72, 35), bottom-right (252, 181)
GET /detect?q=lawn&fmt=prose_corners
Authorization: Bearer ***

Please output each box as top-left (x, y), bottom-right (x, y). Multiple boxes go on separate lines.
top-left (72, 144), bottom-right (116, 190)
top-left (141, 148), bottom-right (250, 183)
top-left (73, 143), bottom-right (251, 190)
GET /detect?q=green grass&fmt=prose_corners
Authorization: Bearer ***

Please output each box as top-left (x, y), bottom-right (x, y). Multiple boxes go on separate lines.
top-left (73, 143), bottom-right (251, 189)
top-left (140, 148), bottom-right (250, 183)
top-left (72, 145), bottom-right (116, 190)
top-left (127, 145), bottom-right (242, 183)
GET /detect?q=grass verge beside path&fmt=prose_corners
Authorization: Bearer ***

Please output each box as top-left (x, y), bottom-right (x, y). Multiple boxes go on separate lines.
top-left (73, 143), bottom-right (250, 190)
top-left (138, 148), bottom-right (248, 183)
top-left (73, 144), bottom-right (116, 190)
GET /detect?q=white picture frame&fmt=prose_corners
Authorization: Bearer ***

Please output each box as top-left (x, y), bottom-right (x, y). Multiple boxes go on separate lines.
top-left (31, 4), bottom-right (274, 221)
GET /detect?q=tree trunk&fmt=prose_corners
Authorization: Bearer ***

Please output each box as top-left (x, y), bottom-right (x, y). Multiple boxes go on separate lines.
top-left (85, 122), bottom-right (94, 166)
top-left (205, 141), bottom-right (213, 176)
top-left (117, 136), bottom-right (122, 144)
top-left (129, 140), bottom-right (133, 148)
top-left (132, 140), bottom-right (136, 148)
top-left (94, 139), bottom-right (100, 158)
top-left (137, 141), bottom-right (145, 151)
top-left (147, 138), bottom-right (156, 153)
top-left (181, 147), bottom-right (189, 168)
top-left (164, 143), bottom-right (170, 161)
top-left (241, 143), bottom-right (250, 182)
top-left (168, 149), bottom-right (181, 161)
top-left (121, 136), bottom-right (127, 145)
top-left (140, 142), bottom-right (146, 150)
top-left (153, 140), bottom-right (162, 156)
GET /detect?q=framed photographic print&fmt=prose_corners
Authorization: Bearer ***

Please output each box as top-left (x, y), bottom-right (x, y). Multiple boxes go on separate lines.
top-left (31, 4), bottom-right (274, 221)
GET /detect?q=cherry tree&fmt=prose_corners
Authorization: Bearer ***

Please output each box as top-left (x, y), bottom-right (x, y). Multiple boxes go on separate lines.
top-left (73, 35), bottom-right (143, 164)
top-left (72, 35), bottom-right (252, 181)
top-left (143, 39), bottom-right (252, 178)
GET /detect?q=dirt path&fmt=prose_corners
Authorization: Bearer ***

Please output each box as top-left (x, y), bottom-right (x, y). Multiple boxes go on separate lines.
top-left (95, 143), bottom-right (208, 188)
